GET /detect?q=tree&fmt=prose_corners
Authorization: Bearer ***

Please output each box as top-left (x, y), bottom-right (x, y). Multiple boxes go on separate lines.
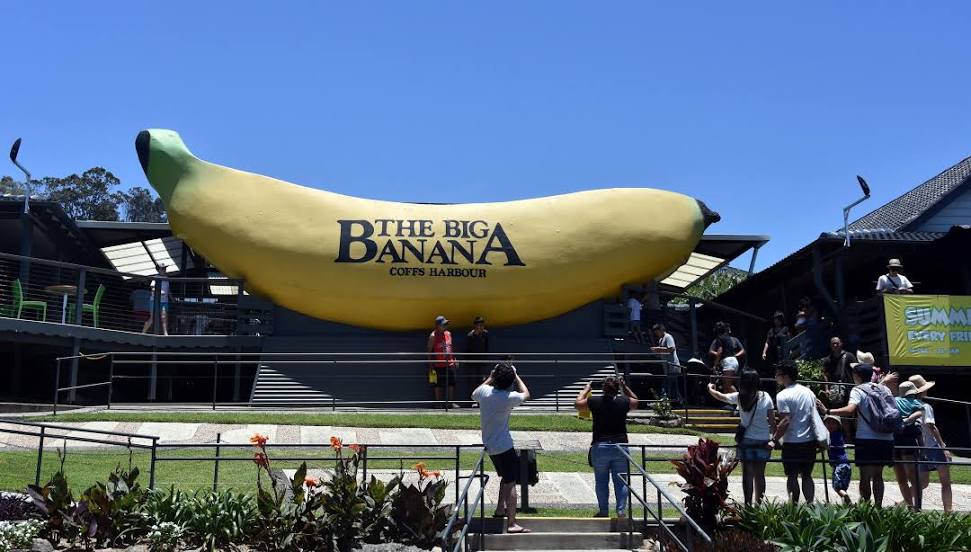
top-left (671, 267), bottom-right (748, 304)
top-left (0, 175), bottom-right (27, 195)
top-left (41, 167), bottom-right (122, 221)
top-left (118, 186), bottom-right (167, 222)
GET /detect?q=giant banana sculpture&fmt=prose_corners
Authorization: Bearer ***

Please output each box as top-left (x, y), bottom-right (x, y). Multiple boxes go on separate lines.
top-left (136, 129), bottom-right (719, 331)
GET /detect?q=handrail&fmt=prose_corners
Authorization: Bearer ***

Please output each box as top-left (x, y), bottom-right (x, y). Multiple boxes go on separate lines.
top-left (59, 350), bottom-right (672, 360)
top-left (615, 444), bottom-right (712, 550)
top-left (444, 448), bottom-right (489, 552)
top-left (0, 250), bottom-right (242, 284)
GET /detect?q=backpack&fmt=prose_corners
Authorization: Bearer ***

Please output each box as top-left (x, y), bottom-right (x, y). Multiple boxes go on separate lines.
top-left (857, 383), bottom-right (902, 435)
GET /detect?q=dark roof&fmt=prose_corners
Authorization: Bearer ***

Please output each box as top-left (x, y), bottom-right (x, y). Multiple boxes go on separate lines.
top-left (847, 155), bottom-right (971, 232)
top-left (823, 229), bottom-right (944, 243)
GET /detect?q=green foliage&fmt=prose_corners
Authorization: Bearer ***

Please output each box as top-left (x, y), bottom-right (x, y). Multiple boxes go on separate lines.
top-left (78, 462), bottom-right (147, 546)
top-left (118, 186), bottom-right (167, 222)
top-left (0, 176), bottom-right (26, 196)
top-left (144, 487), bottom-right (256, 552)
top-left (654, 395), bottom-right (674, 419)
top-left (25, 446), bottom-right (81, 544)
top-left (146, 521), bottom-right (184, 552)
top-left (670, 438), bottom-right (737, 533)
top-left (0, 519), bottom-right (43, 552)
top-left (670, 268), bottom-right (748, 304)
top-left (41, 167), bottom-right (123, 221)
top-left (388, 466), bottom-right (452, 548)
top-left (795, 358), bottom-right (825, 395)
top-left (740, 501), bottom-right (971, 552)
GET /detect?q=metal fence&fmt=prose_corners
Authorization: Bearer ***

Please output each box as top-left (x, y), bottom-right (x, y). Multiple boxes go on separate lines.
top-left (0, 251), bottom-right (243, 335)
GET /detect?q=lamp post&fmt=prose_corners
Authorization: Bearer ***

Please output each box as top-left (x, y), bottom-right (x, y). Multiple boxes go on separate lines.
top-left (9, 138), bottom-right (32, 213)
top-left (843, 175), bottom-right (871, 247)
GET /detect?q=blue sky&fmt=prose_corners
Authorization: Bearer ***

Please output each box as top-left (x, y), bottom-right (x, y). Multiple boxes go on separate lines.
top-left (2, 2), bottom-right (970, 270)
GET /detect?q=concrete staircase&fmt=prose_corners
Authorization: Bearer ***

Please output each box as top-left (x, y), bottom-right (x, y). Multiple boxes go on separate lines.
top-left (470, 517), bottom-right (642, 551)
top-left (683, 407), bottom-right (739, 432)
top-left (249, 364), bottom-right (336, 406)
top-left (525, 366), bottom-right (619, 410)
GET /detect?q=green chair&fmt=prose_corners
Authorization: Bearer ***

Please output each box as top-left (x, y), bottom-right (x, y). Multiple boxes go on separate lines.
top-left (67, 284), bottom-right (106, 327)
top-left (0, 279), bottom-right (47, 321)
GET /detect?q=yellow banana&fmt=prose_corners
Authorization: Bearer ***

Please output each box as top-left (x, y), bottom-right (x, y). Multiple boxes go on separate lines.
top-left (135, 129), bottom-right (719, 331)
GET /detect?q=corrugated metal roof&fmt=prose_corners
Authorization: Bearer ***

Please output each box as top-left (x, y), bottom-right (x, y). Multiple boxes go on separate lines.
top-left (847, 155), bottom-right (971, 232)
top-left (824, 230), bottom-right (945, 242)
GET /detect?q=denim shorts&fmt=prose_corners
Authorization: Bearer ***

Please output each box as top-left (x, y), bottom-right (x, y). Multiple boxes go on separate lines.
top-left (832, 463), bottom-right (851, 491)
top-left (737, 438), bottom-right (771, 462)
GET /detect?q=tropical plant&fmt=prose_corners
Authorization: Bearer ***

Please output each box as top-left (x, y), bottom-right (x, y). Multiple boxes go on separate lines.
top-left (0, 494), bottom-right (31, 522)
top-left (25, 445), bottom-right (83, 545)
top-left (669, 438), bottom-right (737, 533)
top-left (654, 394), bottom-right (674, 419)
top-left (146, 521), bottom-right (184, 552)
top-left (389, 463), bottom-right (453, 548)
top-left (795, 358), bottom-right (826, 394)
top-left (78, 462), bottom-right (148, 546)
top-left (145, 487), bottom-right (256, 552)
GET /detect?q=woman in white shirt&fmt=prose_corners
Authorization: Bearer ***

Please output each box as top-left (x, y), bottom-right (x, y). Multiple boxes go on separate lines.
top-left (708, 369), bottom-right (776, 504)
top-left (911, 375), bottom-right (952, 512)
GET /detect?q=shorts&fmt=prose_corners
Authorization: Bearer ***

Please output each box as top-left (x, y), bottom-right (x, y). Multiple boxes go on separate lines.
top-left (893, 427), bottom-right (921, 460)
top-left (629, 320), bottom-right (641, 331)
top-left (854, 438), bottom-right (894, 467)
top-left (832, 463), bottom-right (851, 491)
top-left (720, 357), bottom-right (739, 373)
top-left (431, 367), bottom-right (457, 388)
top-left (920, 443), bottom-right (948, 473)
top-left (781, 441), bottom-right (817, 476)
top-left (149, 301), bottom-right (169, 313)
top-left (489, 448), bottom-right (520, 484)
top-left (737, 438), bottom-right (771, 462)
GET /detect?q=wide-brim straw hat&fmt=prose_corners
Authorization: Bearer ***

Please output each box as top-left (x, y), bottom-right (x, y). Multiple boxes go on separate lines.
top-left (851, 350), bottom-right (876, 368)
top-left (887, 258), bottom-right (904, 269)
top-left (908, 374), bottom-right (936, 394)
top-left (898, 381), bottom-right (919, 397)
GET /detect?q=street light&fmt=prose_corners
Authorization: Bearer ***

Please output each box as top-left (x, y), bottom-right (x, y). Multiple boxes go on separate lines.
top-left (843, 175), bottom-right (871, 247)
top-left (8, 138), bottom-right (32, 213)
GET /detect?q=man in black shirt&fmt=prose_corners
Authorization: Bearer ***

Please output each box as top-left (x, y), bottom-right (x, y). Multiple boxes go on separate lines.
top-left (465, 316), bottom-right (490, 398)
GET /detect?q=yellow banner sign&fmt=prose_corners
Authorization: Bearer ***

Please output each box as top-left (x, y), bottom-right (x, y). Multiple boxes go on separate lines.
top-left (884, 295), bottom-right (971, 366)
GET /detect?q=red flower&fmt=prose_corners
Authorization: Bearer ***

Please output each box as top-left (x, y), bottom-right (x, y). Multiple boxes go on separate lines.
top-left (431, 470), bottom-right (442, 478)
top-left (304, 476), bottom-right (319, 487)
top-left (253, 452), bottom-right (269, 468)
top-left (414, 462), bottom-right (430, 478)
top-left (249, 433), bottom-right (269, 447)
top-left (330, 436), bottom-right (343, 450)
top-left (349, 443), bottom-right (363, 454)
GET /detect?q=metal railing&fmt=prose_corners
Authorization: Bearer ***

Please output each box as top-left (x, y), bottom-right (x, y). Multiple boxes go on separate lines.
top-left (51, 350), bottom-right (672, 413)
top-left (0, 251), bottom-right (243, 335)
top-left (444, 449), bottom-right (490, 552)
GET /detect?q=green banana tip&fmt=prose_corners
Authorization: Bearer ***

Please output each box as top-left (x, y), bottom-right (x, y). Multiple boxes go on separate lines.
top-left (135, 129), bottom-right (192, 203)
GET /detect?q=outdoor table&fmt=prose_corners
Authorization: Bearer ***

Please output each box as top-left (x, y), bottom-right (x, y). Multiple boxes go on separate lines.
top-left (43, 285), bottom-right (84, 324)
top-left (513, 438), bottom-right (542, 513)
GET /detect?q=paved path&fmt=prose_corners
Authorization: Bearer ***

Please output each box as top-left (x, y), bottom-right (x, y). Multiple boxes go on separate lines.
top-left (0, 421), bottom-right (966, 511)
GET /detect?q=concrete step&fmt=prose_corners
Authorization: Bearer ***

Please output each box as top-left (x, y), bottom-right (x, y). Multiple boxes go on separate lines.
top-left (685, 416), bottom-right (740, 424)
top-left (686, 423), bottom-right (738, 431)
top-left (513, 517), bottom-right (633, 533)
top-left (471, 532), bottom-right (642, 551)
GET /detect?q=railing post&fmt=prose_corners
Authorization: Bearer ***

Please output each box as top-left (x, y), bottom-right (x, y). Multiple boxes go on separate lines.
top-left (478, 457), bottom-right (485, 552)
top-left (455, 445), bottom-right (461, 508)
top-left (74, 269), bottom-right (86, 325)
top-left (152, 276), bottom-right (162, 335)
top-left (149, 437), bottom-right (158, 490)
top-left (211, 358), bottom-right (218, 411)
top-left (913, 452), bottom-right (923, 511)
top-left (554, 366), bottom-right (559, 413)
top-left (361, 446), bottom-right (368, 490)
top-left (107, 355), bottom-right (114, 411)
top-left (965, 404), bottom-right (971, 450)
top-left (821, 449), bottom-right (830, 503)
top-left (213, 432), bottom-right (222, 492)
top-left (34, 426), bottom-right (46, 486)
top-left (53, 359), bottom-right (61, 416)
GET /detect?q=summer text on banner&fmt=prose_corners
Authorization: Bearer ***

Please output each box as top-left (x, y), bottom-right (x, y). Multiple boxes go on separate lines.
top-left (884, 294), bottom-right (971, 367)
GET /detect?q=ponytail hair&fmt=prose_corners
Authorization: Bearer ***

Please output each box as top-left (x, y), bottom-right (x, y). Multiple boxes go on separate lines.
top-left (737, 369), bottom-right (761, 413)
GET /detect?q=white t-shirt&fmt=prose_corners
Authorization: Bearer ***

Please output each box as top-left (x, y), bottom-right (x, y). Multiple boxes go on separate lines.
top-left (848, 384), bottom-right (895, 441)
top-left (876, 273), bottom-right (913, 292)
top-left (775, 383), bottom-right (816, 443)
top-left (659, 333), bottom-right (680, 371)
top-left (472, 384), bottom-right (526, 454)
top-left (725, 391), bottom-right (774, 441)
top-left (921, 402), bottom-right (939, 447)
top-left (627, 297), bottom-right (642, 321)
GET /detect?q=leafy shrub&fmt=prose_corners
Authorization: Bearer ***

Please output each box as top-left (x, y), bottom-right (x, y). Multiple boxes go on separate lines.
top-left (670, 438), bottom-right (737, 533)
top-left (740, 501), bottom-right (971, 552)
top-left (78, 462), bottom-right (148, 546)
top-left (0, 494), bottom-right (31, 522)
top-left (0, 519), bottom-right (44, 552)
top-left (25, 447), bottom-right (82, 545)
top-left (795, 359), bottom-right (825, 395)
top-left (146, 521), bottom-right (184, 552)
top-left (654, 395), bottom-right (674, 419)
top-left (145, 487), bottom-right (256, 552)
top-left (388, 463), bottom-right (452, 548)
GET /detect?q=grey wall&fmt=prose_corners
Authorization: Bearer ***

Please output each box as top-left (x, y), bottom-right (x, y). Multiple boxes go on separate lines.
top-left (915, 185), bottom-right (971, 232)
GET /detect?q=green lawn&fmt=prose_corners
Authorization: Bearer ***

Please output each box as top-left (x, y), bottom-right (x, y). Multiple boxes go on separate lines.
top-left (4, 446), bottom-right (967, 495)
top-left (28, 411), bottom-right (718, 438)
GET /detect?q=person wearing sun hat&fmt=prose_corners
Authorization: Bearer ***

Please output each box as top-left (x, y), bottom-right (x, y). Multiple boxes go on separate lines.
top-left (893, 381), bottom-right (926, 508)
top-left (910, 374), bottom-right (953, 512)
top-left (876, 258), bottom-right (914, 294)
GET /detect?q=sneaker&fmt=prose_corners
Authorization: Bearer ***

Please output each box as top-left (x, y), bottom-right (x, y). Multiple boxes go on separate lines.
top-left (450, 403), bottom-right (462, 410)
top-left (593, 512), bottom-right (609, 518)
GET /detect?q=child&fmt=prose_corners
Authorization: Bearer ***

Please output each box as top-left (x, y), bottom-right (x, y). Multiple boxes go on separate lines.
top-left (824, 415), bottom-right (852, 505)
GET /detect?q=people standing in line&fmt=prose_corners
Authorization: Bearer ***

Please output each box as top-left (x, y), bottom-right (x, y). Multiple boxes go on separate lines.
top-left (709, 321), bottom-right (744, 397)
top-left (876, 258), bottom-right (914, 294)
top-left (821, 362), bottom-right (896, 507)
top-left (465, 316), bottom-right (490, 399)
top-left (707, 369), bottom-right (775, 505)
top-left (142, 263), bottom-right (171, 335)
top-left (910, 375), bottom-right (953, 513)
top-left (893, 381), bottom-right (925, 509)
top-left (427, 315), bottom-right (460, 408)
top-left (821, 337), bottom-right (856, 436)
top-left (626, 292), bottom-right (644, 344)
top-left (761, 311), bottom-right (790, 369)
top-left (651, 323), bottom-right (683, 404)
top-left (472, 362), bottom-right (531, 533)
top-left (771, 361), bottom-right (820, 503)
top-left (824, 415), bottom-right (852, 505)
top-left (575, 374), bottom-right (638, 518)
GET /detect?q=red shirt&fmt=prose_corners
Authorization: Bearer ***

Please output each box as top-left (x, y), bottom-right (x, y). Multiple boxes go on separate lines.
top-left (430, 330), bottom-right (457, 368)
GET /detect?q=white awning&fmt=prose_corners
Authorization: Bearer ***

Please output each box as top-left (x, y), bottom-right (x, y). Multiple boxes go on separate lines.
top-left (100, 237), bottom-right (193, 278)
